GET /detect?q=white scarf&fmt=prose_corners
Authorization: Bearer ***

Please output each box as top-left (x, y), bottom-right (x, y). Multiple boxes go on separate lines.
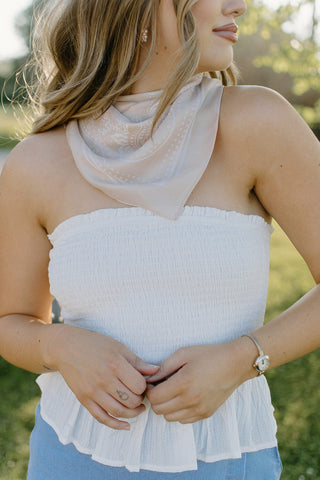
top-left (65, 73), bottom-right (224, 220)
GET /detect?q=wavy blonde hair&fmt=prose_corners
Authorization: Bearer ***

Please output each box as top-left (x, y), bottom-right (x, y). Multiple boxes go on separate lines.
top-left (19, 0), bottom-right (240, 138)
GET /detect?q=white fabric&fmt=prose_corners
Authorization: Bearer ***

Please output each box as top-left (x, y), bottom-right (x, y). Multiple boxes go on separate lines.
top-left (37, 205), bottom-right (278, 473)
top-left (65, 73), bottom-right (224, 220)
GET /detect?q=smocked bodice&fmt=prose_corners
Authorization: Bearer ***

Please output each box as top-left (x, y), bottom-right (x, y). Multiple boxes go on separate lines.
top-left (36, 205), bottom-right (278, 473)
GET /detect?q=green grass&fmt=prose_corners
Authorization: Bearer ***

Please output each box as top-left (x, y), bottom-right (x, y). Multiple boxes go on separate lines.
top-left (0, 197), bottom-right (318, 478)
top-left (0, 364), bottom-right (39, 480)
top-left (265, 223), bottom-right (319, 480)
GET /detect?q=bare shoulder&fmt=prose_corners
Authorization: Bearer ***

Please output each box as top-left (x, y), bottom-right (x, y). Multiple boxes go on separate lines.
top-left (1, 126), bottom-right (70, 221)
top-left (219, 83), bottom-right (293, 150)
top-left (220, 83), bottom-right (288, 118)
top-left (215, 84), bottom-right (289, 196)
top-left (221, 84), bottom-right (320, 284)
top-left (221, 83), bottom-right (319, 181)
top-left (0, 127), bottom-right (68, 320)
top-left (218, 83), bottom-right (318, 190)
top-left (219, 83), bottom-right (310, 171)
top-left (4, 125), bottom-right (68, 180)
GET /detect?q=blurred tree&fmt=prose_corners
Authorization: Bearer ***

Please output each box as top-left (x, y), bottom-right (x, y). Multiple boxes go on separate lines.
top-left (236, 0), bottom-right (320, 127)
top-left (0, 1), bottom-right (41, 106)
top-left (14, 0), bottom-right (42, 51)
top-left (311, 0), bottom-right (318, 42)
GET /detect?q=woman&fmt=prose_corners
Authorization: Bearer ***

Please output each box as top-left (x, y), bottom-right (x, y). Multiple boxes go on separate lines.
top-left (0, 0), bottom-right (319, 478)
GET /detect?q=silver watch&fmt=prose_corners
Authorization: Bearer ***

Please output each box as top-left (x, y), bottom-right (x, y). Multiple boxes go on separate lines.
top-left (242, 334), bottom-right (270, 375)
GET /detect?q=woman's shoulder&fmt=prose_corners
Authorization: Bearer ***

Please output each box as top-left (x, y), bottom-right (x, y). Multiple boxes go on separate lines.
top-left (3, 125), bottom-right (71, 193)
top-left (5, 125), bottom-right (68, 175)
top-left (218, 83), bottom-right (296, 175)
top-left (220, 83), bottom-right (290, 130)
top-left (222, 83), bottom-right (286, 103)
top-left (1, 125), bottom-right (71, 220)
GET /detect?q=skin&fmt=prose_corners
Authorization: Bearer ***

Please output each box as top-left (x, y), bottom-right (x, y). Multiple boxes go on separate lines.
top-left (129, 0), bottom-right (247, 94)
top-left (0, 0), bottom-right (320, 432)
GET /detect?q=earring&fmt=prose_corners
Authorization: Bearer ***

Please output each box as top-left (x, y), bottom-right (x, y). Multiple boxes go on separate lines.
top-left (141, 28), bottom-right (149, 43)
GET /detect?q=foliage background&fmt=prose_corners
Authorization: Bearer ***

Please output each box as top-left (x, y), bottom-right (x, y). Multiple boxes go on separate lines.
top-left (0, 1), bottom-right (319, 479)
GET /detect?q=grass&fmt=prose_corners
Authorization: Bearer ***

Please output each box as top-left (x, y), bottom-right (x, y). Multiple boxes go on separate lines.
top-left (264, 225), bottom-right (319, 480)
top-left (0, 110), bottom-right (318, 479)
top-left (0, 364), bottom-right (38, 480)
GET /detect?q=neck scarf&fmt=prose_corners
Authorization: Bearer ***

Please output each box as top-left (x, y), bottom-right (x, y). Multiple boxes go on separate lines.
top-left (65, 73), bottom-right (224, 220)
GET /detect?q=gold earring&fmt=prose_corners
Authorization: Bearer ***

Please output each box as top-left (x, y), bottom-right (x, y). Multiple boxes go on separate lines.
top-left (141, 29), bottom-right (149, 43)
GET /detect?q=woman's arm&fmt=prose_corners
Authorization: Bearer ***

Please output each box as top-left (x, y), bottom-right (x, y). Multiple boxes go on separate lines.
top-left (0, 139), bottom-right (55, 374)
top-left (0, 138), bottom-right (159, 430)
top-left (242, 85), bottom-right (320, 374)
top-left (145, 87), bottom-right (320, 422)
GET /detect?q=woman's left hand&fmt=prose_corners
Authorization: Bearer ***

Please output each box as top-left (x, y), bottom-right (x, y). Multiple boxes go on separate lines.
top-left (145, 341), bottom-right (254, 424)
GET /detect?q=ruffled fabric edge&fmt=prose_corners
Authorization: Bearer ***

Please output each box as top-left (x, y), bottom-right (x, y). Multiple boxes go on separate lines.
top-left (36, 372), bottom-right (278, 473)
top-left (47, 204), bottom-right (274, 246)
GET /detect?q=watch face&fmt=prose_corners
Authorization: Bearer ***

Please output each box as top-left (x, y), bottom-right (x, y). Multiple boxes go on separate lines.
top-left (256, 355), bottom-right (270, 372)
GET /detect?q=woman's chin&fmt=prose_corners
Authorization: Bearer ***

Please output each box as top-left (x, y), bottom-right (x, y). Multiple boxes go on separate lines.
top-left (200, 55), bottom-right (234, 73)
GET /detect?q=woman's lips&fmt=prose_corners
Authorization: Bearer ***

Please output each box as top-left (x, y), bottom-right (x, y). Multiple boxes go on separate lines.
top-left (213, 23), bottom-right (238, 33)
top-left (213, 23), bottom-right (238, 43)
top-left (213, 31), bottom-right (238, 43)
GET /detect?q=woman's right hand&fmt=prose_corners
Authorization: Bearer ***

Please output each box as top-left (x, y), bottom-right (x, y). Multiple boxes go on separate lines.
top-left (44, 324), bottom-right (160, 431)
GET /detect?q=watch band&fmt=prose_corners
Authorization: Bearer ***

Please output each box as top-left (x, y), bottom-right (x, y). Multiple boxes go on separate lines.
top-left (242, 334), bottom-right (264, 356)
top-left (241, 334), bottom-right (270, 375)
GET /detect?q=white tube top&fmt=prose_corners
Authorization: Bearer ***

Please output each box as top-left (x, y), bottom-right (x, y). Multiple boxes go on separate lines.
top-left (37, 205), bottom-right (278, 472)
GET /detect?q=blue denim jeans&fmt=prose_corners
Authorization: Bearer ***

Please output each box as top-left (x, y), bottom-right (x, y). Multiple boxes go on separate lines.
top-left (27, 403), bottom-right (282, 480)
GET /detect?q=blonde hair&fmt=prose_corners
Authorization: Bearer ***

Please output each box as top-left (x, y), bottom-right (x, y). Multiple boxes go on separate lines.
top-left (18, 0), bottom-right (240, 138)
